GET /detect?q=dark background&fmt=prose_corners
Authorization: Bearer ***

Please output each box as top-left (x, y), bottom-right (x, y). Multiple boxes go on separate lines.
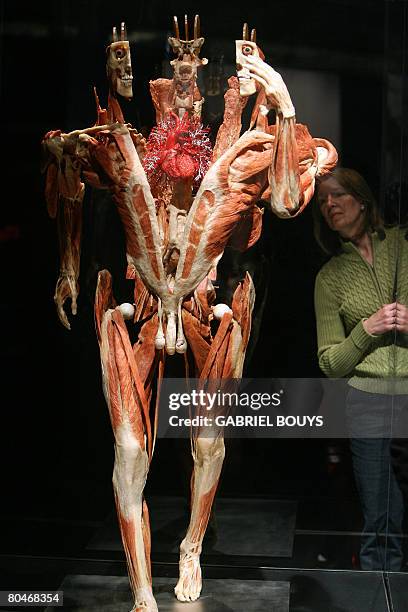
top-left (0, 0), bottom-right (406, 558)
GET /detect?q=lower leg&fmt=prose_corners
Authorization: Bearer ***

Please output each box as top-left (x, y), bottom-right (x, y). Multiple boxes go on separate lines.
top-left (350, 437), bottom-right (403, 571)
top-left (175, 436), bottom-right (225, 602)
top-left (112, 422), bottom-right (157, 611)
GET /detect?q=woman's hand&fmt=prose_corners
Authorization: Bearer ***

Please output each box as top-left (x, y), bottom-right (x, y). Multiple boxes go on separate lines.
top-left (363, 303), bottom-right (397, 335)
top-left (396, 302), bottom-right (408, 333)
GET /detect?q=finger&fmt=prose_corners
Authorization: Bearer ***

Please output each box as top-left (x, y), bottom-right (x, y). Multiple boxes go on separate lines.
top-left (44, 130), bottom-right (62, 140)
top-left (78, 133), bottom-right (99, 147)
top-left (246, 56), bottom-right (282, 82)
top-left (249, 67), bottom-right (282, 90)
top-left (71, 295), bottom-right (77, 316)
top-left (245, 61), bottom-right (271, 80)
top-left (245, 54), bottom-right (266, 66)
top-left (246, 54), bottom-right (274, 71)
top-left (382, 315), bottom-right (396, 329)
top-left (57, 304), bottom-right (71, 330)
top-left (245, 64), bottom-right (272, 83)
top-left (248, 72), bottom-right (269, 90)
top-left (245, 56), bottom-right (277, 80)
top-left (383, 304), bottom-right (397, 317)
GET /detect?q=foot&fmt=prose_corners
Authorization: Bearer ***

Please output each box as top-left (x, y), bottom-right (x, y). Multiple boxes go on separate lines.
top-left (131, 586), bottom-right (158, 612)
top-left (174, 539), bottom-right (202, 602)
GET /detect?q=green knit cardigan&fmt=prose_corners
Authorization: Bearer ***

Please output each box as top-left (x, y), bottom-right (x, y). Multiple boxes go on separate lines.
top-left (314, 227), bottom-right (408, 394)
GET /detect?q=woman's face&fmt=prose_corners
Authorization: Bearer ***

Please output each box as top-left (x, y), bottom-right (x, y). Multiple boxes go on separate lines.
top-left (317, 176), bottom-right (364, 239)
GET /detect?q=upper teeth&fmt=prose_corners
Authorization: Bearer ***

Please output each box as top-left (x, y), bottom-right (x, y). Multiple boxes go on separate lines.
top-left (121, 76), bottom-right (133, 82)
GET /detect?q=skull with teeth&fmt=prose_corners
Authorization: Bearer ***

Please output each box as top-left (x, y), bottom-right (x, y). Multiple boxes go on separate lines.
top-left (106, 23), bottom-right (133, 100)
top-left (236, 23), bottom-right (262, 97)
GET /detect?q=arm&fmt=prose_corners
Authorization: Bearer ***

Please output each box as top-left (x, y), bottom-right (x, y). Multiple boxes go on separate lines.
top-left (314, 273), bottom-right (376, 377)
top-left (244, 55), bottom-right (300, 218)
top-left (244, 56), bottom-right (337, 218)
top-left (42, 131), bottom-right (85, 329)
top-left (43, 123), bottom-right (117, 328)
top-left (54, 184), bottom-right (84, 329)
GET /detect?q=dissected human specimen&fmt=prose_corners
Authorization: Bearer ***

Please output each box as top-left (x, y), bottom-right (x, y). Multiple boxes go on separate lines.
top-left (42, 17), bottom-right (337, 611)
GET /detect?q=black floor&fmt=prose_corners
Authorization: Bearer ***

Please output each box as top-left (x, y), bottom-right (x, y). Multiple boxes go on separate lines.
top-left (2, 494), bottom-right (408, 611)
top-left (45, 575), bottom-right (290, 612)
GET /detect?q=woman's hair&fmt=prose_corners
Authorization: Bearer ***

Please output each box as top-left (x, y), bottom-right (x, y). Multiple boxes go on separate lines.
top-left (312, 167), bottom-right (384, 256)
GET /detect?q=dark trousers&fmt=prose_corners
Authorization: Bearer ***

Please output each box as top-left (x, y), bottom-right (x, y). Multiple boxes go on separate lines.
top-left (390, 394), bottom-right (408, 507)
top-left (347, 388), bottom-right (405, 571)
top-left (391, 437), bottom-right (408, 506)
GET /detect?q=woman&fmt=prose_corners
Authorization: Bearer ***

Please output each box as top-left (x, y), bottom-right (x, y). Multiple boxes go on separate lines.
top-left (313, 167), bottom-right (408, 571)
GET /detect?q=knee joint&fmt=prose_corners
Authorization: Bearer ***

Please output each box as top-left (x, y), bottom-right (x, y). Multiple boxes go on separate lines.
top-left (195, 437), bottom-right (225, 465)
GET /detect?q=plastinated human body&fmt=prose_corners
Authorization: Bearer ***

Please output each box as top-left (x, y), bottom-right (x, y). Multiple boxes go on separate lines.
top-left (43, 18), bottom-right (337, 611)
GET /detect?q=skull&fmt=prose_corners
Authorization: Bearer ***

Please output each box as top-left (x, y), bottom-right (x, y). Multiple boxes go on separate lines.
top-left (170, 48), bottom-right (202, 89)
top-left (169, 38), bottom-right (207, 112)
top-left (170, 51), bottom-right (205, 112)
top-left (168, 16), bottom-right (208, 115)
top-left (106, 40), bottom-right (133, 99)
top-left (235, 39), bottom-right (260, 97)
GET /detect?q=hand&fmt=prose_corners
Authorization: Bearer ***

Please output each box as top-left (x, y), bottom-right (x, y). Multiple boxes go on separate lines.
top-left (396, 302), bottom-right (408, 333)
top-left (54, 274), bottom-right (79, 330)
top-left (41, 130), bottom-right (64, 170)
top-left (43, 129), bottom-right (62, 141)
top-left (363, 303), bottom-right (397, 335)
top-left (244, 55), bottom-right (295, 118)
